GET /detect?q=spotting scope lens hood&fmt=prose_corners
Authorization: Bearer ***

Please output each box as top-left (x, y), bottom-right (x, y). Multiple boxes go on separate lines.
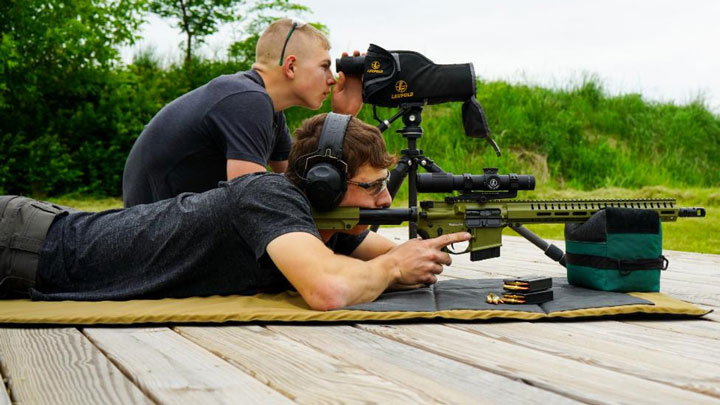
top-left (335, 44), bottom-right (476, 107)
top-left (336, 44), bottom-right (499, 155)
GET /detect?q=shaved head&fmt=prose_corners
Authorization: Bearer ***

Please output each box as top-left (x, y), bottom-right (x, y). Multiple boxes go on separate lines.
top-left (255, 19), bottom-right (331, 68)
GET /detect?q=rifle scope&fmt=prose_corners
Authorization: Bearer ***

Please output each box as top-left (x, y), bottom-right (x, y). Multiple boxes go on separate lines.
top-left (416, 168), bottom-right (535, 193)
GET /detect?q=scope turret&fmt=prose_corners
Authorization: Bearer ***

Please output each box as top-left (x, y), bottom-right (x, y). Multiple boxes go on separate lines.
top-left (417, 168), bottom-right (535, 193)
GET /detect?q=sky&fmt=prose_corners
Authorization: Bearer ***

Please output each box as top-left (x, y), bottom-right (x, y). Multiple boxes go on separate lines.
top-left (122, 0), bottom-right (720, 113)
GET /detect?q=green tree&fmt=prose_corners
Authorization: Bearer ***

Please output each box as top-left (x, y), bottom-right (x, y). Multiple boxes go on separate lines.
top-left (0, 0), bottom-right (146, 195)
top-left (149, 0), bottom-right (310, 68)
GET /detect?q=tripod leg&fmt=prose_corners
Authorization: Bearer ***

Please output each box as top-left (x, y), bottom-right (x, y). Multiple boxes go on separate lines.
top-left (386, 158), bottom-right (411, 200)
top-left (509, 225), bottom-right (566, 267)
top-left (371, 156), bottom-right (441, 233)
top-left (417, 156), bottom-right (445, 173)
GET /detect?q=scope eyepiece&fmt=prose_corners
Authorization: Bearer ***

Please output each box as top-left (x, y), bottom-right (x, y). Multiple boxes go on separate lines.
top-left (417, 168), bottom-right (535, 193)
top-left (335, 56), bottom-right (365, 75)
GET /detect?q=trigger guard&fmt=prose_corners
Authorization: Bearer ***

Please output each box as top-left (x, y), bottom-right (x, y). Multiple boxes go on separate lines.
top-left (444, 243), bottom-right (470, 255)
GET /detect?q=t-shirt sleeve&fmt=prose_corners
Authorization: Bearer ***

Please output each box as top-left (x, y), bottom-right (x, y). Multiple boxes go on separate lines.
top-left (204, 91), bottom-right (276, 166)
top-left (269, 112), bottom-right (291, 161)
top-left (328, 230), bottom-right (370, 256)
top-left (230, 175), bottom-right (321, 260)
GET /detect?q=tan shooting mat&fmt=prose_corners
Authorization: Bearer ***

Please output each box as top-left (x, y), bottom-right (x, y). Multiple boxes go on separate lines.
top-left (0, 279), bottom-right (709, 325)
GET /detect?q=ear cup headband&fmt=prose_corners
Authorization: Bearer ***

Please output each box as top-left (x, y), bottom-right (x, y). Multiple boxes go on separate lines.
top-left (301, 113), bottom-right (353, 211)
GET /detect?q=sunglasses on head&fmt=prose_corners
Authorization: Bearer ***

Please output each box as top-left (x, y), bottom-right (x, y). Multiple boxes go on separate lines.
top-left (279, 19), bottom-right (307, 66)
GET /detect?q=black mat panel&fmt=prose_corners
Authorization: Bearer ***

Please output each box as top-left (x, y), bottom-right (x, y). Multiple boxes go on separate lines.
top-left (342, 278), bottom-right (652, 313)
top-left (344, 287), bottom-right (438, 312)
top-left (540, 279), bottom-right (653, 313)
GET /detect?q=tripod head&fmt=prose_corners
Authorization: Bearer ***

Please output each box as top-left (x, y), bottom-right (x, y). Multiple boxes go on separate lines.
top-left (372, 102), bottom-right (501, 156)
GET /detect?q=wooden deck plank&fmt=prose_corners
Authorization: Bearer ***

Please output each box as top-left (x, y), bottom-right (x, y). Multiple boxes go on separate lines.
top-left (83, 327), bottom-right (291, 404)
top-left (176, 325), bottom-right (439, 404)
top-left (699, 306), bottom-right (720, 322)
top-left (449, 322), bottom-right (720, 398)
top-left (358, 323), bottom-right (719, 404)
top-left (266, 324), bottom-right (579, 404)
top-left (623, 318), bottom-right (720, 339)
top-left (554, 321), bottom-right (720, 363)
top-left (655, 284), bottom-right (720, 308)
top-left (0, 328), bottom-right (151, 405)
top-left (1, 372), bottom-right (10, 405)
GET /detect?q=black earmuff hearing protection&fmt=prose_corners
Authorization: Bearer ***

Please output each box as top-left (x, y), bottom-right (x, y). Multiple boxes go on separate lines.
top-left (298, 113), bottom-right (352, 211)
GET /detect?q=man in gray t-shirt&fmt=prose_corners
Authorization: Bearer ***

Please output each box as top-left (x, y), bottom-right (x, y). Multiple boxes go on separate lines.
top-left (123, 18), bottom-right (363, 207)
top-left (34, 173), bottom-right (362, 301)
top-left (122, 70), bottom-right (293, 207)
top-left (2, 115), bottom-right (469, 310)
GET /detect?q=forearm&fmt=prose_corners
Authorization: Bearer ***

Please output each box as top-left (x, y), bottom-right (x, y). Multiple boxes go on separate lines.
top-left (267, 232), bottom-right (399, 311)
top-left (310, 253), bottom-right (399, 309)
top-left (349, 231), bottom-right (396, 261)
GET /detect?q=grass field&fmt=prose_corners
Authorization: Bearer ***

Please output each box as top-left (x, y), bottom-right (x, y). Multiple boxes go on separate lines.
top-left (285, 78), bottom-right (720, 194)
top-left (41, 78), bottom-right (719, 256)
top-left (48, 186), bottom-right (717, 255)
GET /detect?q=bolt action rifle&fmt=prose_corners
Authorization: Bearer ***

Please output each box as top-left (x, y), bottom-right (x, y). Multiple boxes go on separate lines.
top-left (312, 168), bottom-right (706, 266)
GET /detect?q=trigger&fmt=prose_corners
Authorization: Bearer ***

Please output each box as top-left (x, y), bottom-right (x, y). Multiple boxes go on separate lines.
top-left (417, 229), bottom-right (430, 240)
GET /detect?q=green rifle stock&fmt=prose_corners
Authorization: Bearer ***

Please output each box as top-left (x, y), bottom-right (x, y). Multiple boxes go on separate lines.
top-left (312, 199), bottom-right (706, 263)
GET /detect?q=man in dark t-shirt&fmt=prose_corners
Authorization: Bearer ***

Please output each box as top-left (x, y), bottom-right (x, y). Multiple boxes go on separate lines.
top-left (122, 70), bottom-right (293, 206)
top-left (1, 115), bottom-right (469, 310)
top-left (123, 18), bottom-right (363, 207)
top-left (34, 174), bottom-right (360, 301)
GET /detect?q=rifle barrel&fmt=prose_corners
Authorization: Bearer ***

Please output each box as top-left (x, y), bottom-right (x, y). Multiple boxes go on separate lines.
top-left (679, 207), bottom-right (707, 217)
top-left (358, 208), bottom-right (415, 225)
top-left (498, 198), bottom-right (697, 224)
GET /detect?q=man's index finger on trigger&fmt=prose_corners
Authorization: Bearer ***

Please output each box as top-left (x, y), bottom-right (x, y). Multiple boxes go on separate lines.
top-left (429, 232), bottom-right (472, 249)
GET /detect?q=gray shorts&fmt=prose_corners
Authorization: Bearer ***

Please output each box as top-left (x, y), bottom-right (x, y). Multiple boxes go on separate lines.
top-left (0, 196), bottom-right (70, 298)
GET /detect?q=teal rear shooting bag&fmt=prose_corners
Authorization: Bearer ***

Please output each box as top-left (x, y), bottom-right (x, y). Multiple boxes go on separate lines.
top-left (564, 208), bottom-right (667, 292)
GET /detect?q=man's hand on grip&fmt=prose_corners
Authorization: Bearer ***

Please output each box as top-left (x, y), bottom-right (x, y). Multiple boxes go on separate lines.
top-left (387, 232), bottom-right (472, 285)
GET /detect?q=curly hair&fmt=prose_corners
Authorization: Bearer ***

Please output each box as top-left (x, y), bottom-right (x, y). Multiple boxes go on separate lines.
top-left (285, 114), bottom-right (396, 188)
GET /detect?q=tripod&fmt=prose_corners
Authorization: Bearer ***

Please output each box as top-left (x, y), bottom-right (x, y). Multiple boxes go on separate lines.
top-left (371, 103), bottom-right (443, 238)
top-left (370, 103), bottom-right (567, 266)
